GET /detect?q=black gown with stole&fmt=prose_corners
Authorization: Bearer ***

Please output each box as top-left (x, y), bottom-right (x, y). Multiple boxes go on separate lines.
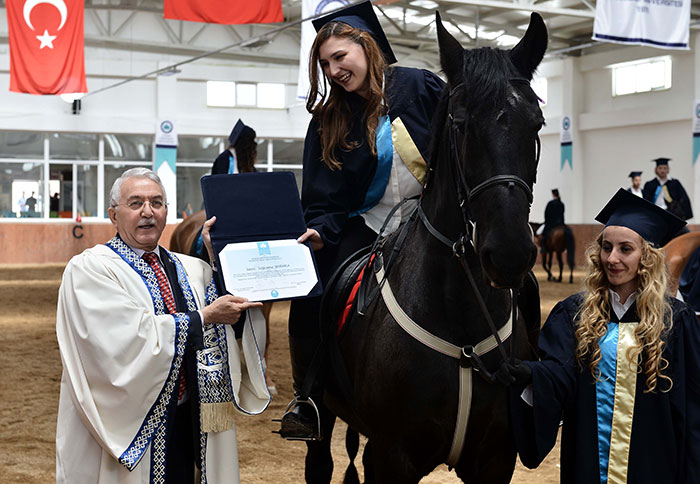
top-left (288, 66), bottom-right (444, 336)
top-left (510, 293), bottom-right (700, 484)
top-left (641, 178), bottom-right (693, 220)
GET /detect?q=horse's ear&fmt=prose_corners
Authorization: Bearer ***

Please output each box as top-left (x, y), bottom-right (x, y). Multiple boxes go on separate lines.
top-left (435, 11), bottom-right (464, 83)
top-left (509, 12), bottom-right (548, 80)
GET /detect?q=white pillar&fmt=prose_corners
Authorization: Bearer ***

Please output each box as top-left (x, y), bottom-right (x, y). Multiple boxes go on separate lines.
top-left (561, 57), bottom-right (585, 223)
top-left (156, 62), bottom-right (179, 222)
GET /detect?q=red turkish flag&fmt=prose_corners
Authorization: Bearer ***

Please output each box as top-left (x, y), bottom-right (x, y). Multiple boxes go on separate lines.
top-left (164, 0), bottom-right (283, 24)
top-left (6, 0), bottom-right (87, 95)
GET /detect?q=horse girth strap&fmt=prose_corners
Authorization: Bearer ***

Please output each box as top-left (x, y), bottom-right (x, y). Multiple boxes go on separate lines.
top-left (374, 265), bottom-right (513, 467)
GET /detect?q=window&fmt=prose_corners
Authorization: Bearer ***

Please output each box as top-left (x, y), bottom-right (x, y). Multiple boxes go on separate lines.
top-left (612, 57), bottom-right (671, 96)
top-left (207, 81), bottom-right (236, 107)
top-left (0, 162), bottom-right (44, 218)
top-left (104, 134), bottom-right (153, 161)
top-left (236, 83), bottom-right (257, 107)
top-left (257, 83), bottom-right (286, 109)
top-left (0, 132), bottom-right (44, 158)
top-left (50, 133), bottom-right (98, 160)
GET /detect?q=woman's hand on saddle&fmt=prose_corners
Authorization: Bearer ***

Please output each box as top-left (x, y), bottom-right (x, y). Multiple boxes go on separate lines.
top-left (202, 295), bottom-right (263, 325)
top-left (201, 215), bottom-right (217, 263)
top-left (298, 228), bottom-right (324, 251)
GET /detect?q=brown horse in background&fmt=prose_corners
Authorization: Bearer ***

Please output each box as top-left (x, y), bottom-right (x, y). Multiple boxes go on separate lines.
top-left (530, 222), bottom-right (575, 283)
top-left (170, 209), bottom-right (277, 393)
top-left (664, 231), bottom-right (700, 296)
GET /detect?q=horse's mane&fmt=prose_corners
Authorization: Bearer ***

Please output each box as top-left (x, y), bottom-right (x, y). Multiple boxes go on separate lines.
top-left (426, 47), bottom-right (518, 175)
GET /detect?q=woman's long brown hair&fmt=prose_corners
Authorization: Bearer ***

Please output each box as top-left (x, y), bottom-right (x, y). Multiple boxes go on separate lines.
top-left (306, 22), bottom-right (389, 170)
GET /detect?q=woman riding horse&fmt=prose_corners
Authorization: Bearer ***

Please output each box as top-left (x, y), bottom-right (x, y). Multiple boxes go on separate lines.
top-left (278, 1), bottom-right (445, 455)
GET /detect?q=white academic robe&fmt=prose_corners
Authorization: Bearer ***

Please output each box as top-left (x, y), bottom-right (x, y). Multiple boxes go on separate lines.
top-left (56, 241), bottom-right (270, 484)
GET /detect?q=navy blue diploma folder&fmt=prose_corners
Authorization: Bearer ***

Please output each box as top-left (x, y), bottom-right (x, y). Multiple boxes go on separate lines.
top-left (201, 172), bottom-right (322, 301)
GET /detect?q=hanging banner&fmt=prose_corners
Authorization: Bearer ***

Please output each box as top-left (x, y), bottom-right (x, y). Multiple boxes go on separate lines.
top-left (693, 101), bottom-right (700, 165)
top-left (164, 0), bottom-right (283, 24)
top-left (7, 0), bottom-right (87, 94)
top-left (297, 0), bottom-right (351, 101)
top-left (592, 0), bottom-right (690, 49)
top-left (560, 115), bottom-right (573, 171)
top-left (155, 120), bottom-right (178, 221)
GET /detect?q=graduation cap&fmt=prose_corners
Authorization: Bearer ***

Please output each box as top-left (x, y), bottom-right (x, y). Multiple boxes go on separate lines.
top-left (228, 119), bottom-right (256, 147)
top-left (652, 157), bottom-right (670, 166)
top-left (551, 188), bottom-right (559, 197)
top-left (312, 0), bottom-right (397, 65)
top-left (595, 188), bottom-right (686, 247)
top-left (628, 171), bottom-right (642, 178)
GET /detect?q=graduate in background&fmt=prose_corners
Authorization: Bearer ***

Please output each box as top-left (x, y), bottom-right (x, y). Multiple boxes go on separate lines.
top-left (499, 188), bottom-right (700, 483)
top-left (278, 0), bottom-right (444, 443)
top-left (212, 119), bottom-right (258, 175)
top-left (641, 157), bottom-right (693, 220)
top-left (627, 170), bottom-right (643, 197)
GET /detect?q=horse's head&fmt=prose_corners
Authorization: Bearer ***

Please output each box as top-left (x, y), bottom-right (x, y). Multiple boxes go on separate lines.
top-left (430, 12), bottom-right (547, 289)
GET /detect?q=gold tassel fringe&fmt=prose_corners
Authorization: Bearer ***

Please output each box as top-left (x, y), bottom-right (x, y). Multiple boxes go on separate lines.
top-left (200, 401), bottom-right (236, 433)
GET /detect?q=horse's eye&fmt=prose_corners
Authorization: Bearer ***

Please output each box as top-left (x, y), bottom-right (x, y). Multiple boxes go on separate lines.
top-left (496, 111), bottom-right (508, 125)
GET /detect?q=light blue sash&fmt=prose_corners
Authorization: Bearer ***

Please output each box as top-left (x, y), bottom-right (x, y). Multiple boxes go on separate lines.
top-left (654, 184), bottom-right (663, 203)
top-left (350, 114), bottom-right (393, 217)
top-left (228, 153), bottom-right (236, 174)
top-left (596, 322), bottom-right (619, 484)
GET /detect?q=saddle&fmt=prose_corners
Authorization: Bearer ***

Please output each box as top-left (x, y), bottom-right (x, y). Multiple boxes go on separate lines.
top-left (319, 246), bottom-right (373, 339)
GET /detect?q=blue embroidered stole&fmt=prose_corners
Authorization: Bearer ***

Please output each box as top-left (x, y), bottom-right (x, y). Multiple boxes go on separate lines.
top-left (106, 236), bottom-right (230, 483)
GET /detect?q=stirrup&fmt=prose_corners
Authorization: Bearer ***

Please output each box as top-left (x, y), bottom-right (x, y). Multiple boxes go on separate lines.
top-left (272, 396), bottom-right (322, 441)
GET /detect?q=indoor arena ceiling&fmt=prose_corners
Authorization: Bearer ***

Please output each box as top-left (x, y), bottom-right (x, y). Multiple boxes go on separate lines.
top-left (2, 0), bottom-right (700, 70)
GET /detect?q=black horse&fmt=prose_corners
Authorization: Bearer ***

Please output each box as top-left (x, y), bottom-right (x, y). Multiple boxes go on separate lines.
top-left (531, 222), bottom-right (576, 283)
top-left (301, 12), bottom-right (548, 484)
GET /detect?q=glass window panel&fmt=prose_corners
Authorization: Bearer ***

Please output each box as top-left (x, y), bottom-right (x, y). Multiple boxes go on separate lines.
top-left (647, 61), bottom-right (666, 89)
top-left (636, 64), bottom-right (653, 93)
top-left (257, 83), bottom-right (286, 109)
top-left (272, 139), bottom-right (304, 166)
top-left (207, 81), bottom-right (236, 107)
top-left (0, 132), bottom-right (44, 159)
top-left (104, 134), bottom-right (153, 161)
top-left (77, 164), bottom-right (98, 217)
top-left (177, 137), bottom-right (224, 163)
top-left (0, 162), bottom-right (44, 218)
top-left (176, 166), bottom-right (210, 217)
top-left (236, 83), bottom-right (257, 107)
top-left (614, 65), bottom-right (636, 96)
top-left (50, 133), bottom-right (98, 160)
top-left (49, 163), bottom-right (74, 218)
top-left (104, 163), bottom-right (150, 216)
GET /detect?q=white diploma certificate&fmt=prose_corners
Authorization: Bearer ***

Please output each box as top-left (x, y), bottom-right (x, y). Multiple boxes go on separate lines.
top-left (218, 239), bottom-right (318, 301)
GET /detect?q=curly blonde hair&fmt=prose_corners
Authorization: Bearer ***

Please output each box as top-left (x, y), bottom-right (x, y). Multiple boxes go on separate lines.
top-left (575, 230), bottom-right (673, 393)
top-left (306, 22), bottom-right (389, 170)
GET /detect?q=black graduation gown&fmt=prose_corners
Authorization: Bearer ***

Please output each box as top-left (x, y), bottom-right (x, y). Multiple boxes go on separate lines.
top-left (510, 294), bottom-right (700, 484)
top-left (301, 66), bottom-right (444, 250)
top-left (211, 150), bottom-right (232, 175)
top-left (543, 198), bottom-right (565, 236)
top-left (641, 178), bottom-right (693, 220)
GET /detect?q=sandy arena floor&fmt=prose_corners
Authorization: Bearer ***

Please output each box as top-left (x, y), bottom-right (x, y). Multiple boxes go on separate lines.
top-left (0, 264), bottom-right (583, 483)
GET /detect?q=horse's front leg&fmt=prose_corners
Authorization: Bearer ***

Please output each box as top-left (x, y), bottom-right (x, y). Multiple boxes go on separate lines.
top-left (304, 412), bottom-right (337, 484)
top-left (557, 251), bottom-right (563, 282)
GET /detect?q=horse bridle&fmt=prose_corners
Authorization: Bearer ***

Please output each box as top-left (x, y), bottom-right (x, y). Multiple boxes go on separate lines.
top-left (418, 78), bottom-right (541, 377)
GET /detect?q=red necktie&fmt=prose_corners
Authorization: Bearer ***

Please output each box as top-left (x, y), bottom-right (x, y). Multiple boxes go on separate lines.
top-left (142, 252), bottom-right (187, 403)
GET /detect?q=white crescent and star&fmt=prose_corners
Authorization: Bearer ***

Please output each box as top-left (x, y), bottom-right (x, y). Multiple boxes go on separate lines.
top-left (23, 0), bottom-right (68, 49)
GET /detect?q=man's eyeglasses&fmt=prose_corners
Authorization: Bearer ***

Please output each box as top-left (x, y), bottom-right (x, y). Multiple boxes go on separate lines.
top-left (120, 199), bottom-right (168, 211)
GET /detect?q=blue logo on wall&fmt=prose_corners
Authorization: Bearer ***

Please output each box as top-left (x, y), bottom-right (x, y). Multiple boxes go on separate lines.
top-left (271, 290), bottom-right (279, 298)
top-left (257, 242), bottom-right (271, 255)
top-left (696, 105), bottom-right (700, 118)
top-left (562, 117), bottom-right (570, 130)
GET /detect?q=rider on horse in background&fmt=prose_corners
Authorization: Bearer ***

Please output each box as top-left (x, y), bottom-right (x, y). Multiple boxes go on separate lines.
top-left (537, 188), bottom-right (564, 250)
